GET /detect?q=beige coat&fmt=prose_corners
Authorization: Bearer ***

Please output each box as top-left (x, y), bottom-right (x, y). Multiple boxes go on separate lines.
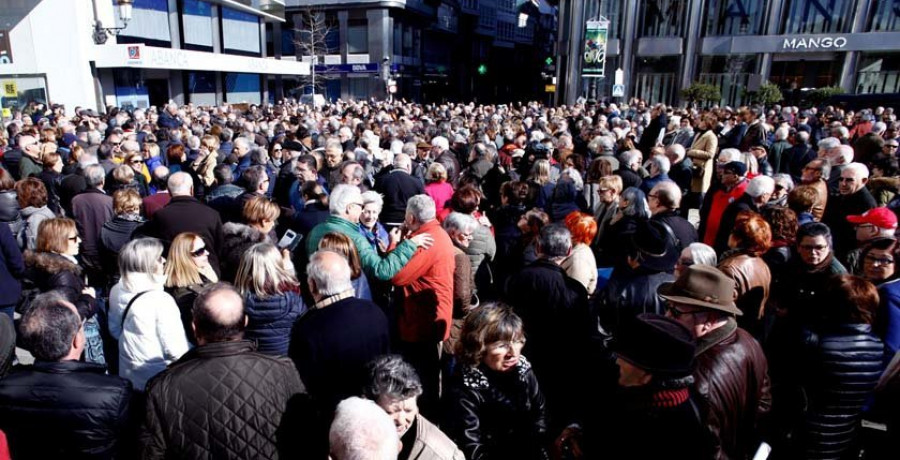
top-left (561, 243), bottom-right (598, 295)
top-left (687, 129), bottom-right (718, 194)
top-left (408, 414), bottom-right (465, 460)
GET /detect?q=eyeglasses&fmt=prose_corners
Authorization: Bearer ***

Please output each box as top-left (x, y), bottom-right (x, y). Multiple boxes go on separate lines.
top-left (130, 160), bottom-right (143, 165)
top-left (648, 193), bottom-right (659, 199)
top-left (665, 302), bottom-right (705, 319)
top-left (838, 177), bottom-right (856, 183)
top-left (799, 243), bottom-right (828, 252)
top-left (886, 145), bottom-right (899, 149)
top-left (865, 254), bottom-right (894, 265)
top-left (191, 245), bottom-right (208, 257)
top-left (487, 338), bottom-right (526, 353)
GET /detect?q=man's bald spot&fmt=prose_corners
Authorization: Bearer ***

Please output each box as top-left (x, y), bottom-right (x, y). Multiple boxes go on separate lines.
top-left (198, 287), bottom-right (244, 327)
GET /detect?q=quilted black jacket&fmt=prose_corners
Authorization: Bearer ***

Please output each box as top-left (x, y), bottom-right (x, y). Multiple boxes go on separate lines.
top-left (139, 340), bottom-right (308, 459)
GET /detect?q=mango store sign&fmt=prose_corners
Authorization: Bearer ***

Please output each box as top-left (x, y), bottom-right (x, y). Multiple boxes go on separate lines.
top-left (782, 36), bottom-right (848, 50)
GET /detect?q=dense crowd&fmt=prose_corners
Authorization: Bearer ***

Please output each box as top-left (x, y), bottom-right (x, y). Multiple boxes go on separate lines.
top-left (0, 97), bottom-right (897, 459)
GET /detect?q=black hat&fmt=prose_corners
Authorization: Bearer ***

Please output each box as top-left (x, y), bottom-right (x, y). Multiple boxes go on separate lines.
top-left (614, 313), bottom-right (696, 377)
top-left (630, 220), bottom-right (679, 272)
top-left (282, 140), bottom-right (306, 153)
top-left (723, 161), bottom-right (747, 177)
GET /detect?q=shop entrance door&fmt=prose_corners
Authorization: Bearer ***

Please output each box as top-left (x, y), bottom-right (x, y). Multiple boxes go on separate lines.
top-left (770, 55), bottom-right (840, 90)
top-left (145, 79), bottom-right (169, 108)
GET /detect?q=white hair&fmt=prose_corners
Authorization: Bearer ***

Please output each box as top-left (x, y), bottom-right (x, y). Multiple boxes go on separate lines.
top-left (717, 148), bottom-right (743, 164)
top-left (844, 162), bottom-right (870, 179)
top-left (818, 137), bottom-right (841, 152)
top-left (443, 212), bottom-right (478, 235)
top-left (405, 195), bottom-right (436, 223)
top-left (361, 191), bottom-right (384, 210)
top-left (329, 397), bottom-right (399, 460)
top-left (832, 144), bottom-right (855, 165)
top-left (329, 184), bottom-right (363, 216)
top-left (774, 127), bottom-right (789, 141)
top-left (746, 175), bottom-right (775, 198)
top-left (666, 144), bottom-right (686, 162)
top-left (529, 130), bottom-right (546, 143)
top-left (431, 136), bottom-right (449, 152)
top-left (307, 250), bottom-right (354, 297)
top-left (649, 155), bottom-right (671, 175)
top-left (168, 172), bottom-right (193, 196)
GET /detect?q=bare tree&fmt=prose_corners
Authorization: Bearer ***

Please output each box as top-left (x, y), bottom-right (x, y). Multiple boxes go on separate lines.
top-left (294, 7), bottom-right (336, 95)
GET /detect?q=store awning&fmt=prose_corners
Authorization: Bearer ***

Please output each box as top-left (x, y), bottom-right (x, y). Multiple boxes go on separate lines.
top-left (92, 44), bottom-right (309, 76)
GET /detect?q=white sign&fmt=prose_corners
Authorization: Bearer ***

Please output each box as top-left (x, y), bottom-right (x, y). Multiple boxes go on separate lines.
top-left (614, 68), bottom-right (624, 86)
top-left (612, 84), bottom-right (625, 97)
top-left (93, 44), bottom-right (310, 76)
top-left (782, 36), bottom-right (848, 50)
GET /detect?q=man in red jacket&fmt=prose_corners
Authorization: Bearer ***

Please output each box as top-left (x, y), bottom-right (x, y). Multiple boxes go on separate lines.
top-left (392, 194), bottom-right (456, 417)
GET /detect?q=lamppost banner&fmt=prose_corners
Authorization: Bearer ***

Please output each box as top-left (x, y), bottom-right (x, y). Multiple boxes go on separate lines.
top-left (582, 20), bottom-right (608, 78)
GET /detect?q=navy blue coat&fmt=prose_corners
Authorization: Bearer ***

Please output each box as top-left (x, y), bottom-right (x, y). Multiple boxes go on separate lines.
top-left (244, 290), bottom-right (307, 356)
top-left (0, 222), bottom-right (24, 307)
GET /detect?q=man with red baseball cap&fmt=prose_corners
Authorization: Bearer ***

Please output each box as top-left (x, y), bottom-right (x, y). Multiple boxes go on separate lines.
top-left (845, 207), bottom-right (899, 274)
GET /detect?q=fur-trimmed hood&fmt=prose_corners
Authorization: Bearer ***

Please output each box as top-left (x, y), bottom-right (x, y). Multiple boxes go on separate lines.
top-left (24, 251), bottom-right (81, 276)
top-left (868, 176), bottom-right (900, 192)
top-left (462, 355), bottom-right (532, 390)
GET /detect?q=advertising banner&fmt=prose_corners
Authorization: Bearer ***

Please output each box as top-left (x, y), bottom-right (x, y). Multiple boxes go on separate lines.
top-left (582, 19), bottom-right (608, 78)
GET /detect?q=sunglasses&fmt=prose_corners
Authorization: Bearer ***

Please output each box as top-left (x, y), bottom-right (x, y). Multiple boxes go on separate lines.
top-left (191, 245), bottom-right (208, 257)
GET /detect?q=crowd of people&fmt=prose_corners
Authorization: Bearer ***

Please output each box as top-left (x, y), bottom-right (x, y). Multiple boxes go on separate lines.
top-left (0, 96), bottom-right (897, 459)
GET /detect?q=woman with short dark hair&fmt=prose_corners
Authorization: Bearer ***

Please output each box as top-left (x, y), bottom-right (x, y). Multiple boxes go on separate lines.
top-left (364, 355), bottom-right (464, 460)
top-left (444, 303), bottom-right (548, 460)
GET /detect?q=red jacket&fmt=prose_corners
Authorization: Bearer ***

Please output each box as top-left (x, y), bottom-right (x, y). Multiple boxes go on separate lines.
top-left (702, 180), bottom-right (748, 246)
top-left (392, 220), bottom-right (456, 343)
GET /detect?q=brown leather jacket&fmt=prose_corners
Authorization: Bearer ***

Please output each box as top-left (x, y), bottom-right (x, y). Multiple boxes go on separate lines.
top-left (718, 252), bottom-right (771, 336)
top-left (694, 319), bottom-right (772, 460)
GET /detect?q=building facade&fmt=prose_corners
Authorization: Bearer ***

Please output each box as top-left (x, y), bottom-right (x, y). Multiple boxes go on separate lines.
top-left (559, 0), bottom-right (900, 107)
top-left (0, 0), bottom-right (308, 114)
top-left (281, 0), bottom-right (557, 103)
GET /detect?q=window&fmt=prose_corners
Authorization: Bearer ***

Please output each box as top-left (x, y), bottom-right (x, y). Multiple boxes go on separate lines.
top-left (640, 0), bottom-right (688, 37)
top-left (222, 7), bottom-right (261, 54)
top-left (224, 73), bottom-right (261, 104)
top-left (704, 0), bottom-right (765, 36)
top-left (116, 0), bottom-right (171, 42)
top-left (869, 0), bottom-right (900, 32)
top-left (348, 20), bottom-right (368, 54)
top-left (782, 0), bottom-right (855, 34)
top-left (182, 0), bottom-right (213, 47)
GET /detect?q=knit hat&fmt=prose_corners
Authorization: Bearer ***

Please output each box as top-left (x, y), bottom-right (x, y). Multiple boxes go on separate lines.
top-left (723, 161), bottom-right (747, 177)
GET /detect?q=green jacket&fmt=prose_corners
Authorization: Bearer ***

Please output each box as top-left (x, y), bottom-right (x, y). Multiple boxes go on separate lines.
top-left (19, 155), bottom-right (42, 179)
top-left (306, 215), bottom-right (417, 281)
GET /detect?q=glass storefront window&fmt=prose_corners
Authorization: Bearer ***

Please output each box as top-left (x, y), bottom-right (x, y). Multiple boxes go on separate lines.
top-left (697, 55), bottom-right (759, 106)
top-left (222, 7), bottom-right (261, 54)
top-left (183, 0), bottom-right (213, 48)
top-left (782, 0), bottom-right (854, 34)
top-left (704, 0), bottom-right (766, 36)
top-left (114, 68), bottom-right (150, 110)
top-left (869, 0), bottom-right (900, 32)
top-left (770, 58), bottom-right (840, 89)
top-left (0, 76), bottom-right (49, 118)
top-left (188, 71), bottom-right (217, 106)
top-left (856, 53), bottom-right (900, 94)
top-left (225, 73), bottom-right (261, 104)
top-left (348, 21), bottom-right (368, 54)
top-left (116, 0), bottom-right (172, 43)
top-left (634, 56), bottom-right (680, 104)
top-left (639, 0), bottom-right (688, 37)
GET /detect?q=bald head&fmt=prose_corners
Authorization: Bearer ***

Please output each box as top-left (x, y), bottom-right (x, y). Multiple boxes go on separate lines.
top-left (307, 250), bottom-right (353, 302)
top-left (393, 153), bottom-right (412, 172)
top-left (192, 283), bottom-right (246, 344)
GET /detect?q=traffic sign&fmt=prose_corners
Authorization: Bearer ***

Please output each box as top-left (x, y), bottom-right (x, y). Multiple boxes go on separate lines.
top-left (1, 80), bottom-right (16, 97)
top-left (545, 84), bottom-right (556, 93)
top-left (612, 84), bottom-right (625, 97)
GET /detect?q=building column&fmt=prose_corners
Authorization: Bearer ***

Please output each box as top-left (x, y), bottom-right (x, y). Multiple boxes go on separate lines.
top-left (841, 0), bottom-right (875, 92)
top-left (338, 10), bottom-right (349, 99)
top-left (167, 0), bottom-right (181, 49)
top-left (759, 0), bottom-right (786, 82)
top-left (169, 70), bottom-right (185, 104)
top-left (367, 8), bottom-right (390, 99)
top-left (215, 72), bottom-right (224, 105)
top-left (680, 0), bottom-right (704, 91)
top-left (619, 0), bottom-right (638, 100)
top-left (211, 5), bottom-right (221, 53)
top-left (557, 0), bottom-right (585, 105)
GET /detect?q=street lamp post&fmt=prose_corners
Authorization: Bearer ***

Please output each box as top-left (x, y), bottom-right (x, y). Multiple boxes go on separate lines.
top-left (92, 0), bottom-right (135, 45)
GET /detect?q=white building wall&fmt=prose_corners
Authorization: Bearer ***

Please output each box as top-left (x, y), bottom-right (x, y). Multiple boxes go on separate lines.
top-left (0, 0), bottom-right (100, 110)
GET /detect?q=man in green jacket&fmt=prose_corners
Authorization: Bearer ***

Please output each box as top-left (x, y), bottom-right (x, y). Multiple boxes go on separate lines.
top-left (307, 184), bottom-right (432, 281)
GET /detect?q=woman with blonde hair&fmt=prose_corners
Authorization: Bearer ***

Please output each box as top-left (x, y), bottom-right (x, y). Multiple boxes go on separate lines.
top-left (192, 134), bottom-right (219, 187)
top-left (318, 232), bottom-right (372, 300)
top-left (221, 195), bottom-right (281, 282)
top-left (425, 162), bottom-right (454, 216)
top-left (165, 232), bottom-right (218, 343)
top-left (108, 237), bottom-right (189, 389)
top-left (234, 242), bottom-right (306, 356)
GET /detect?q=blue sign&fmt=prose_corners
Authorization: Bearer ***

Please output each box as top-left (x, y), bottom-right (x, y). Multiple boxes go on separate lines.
top-left (314, 63), bottom-right (380, 74)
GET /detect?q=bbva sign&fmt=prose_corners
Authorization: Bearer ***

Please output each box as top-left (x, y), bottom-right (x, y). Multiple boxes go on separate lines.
top-left (782, 36), bottom-right (848, 50)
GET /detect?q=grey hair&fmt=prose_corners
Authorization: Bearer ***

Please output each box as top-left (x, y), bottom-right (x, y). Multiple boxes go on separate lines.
top-left (443, 212), bottom-right (478, 235)
top-left (393, 153), bottom-right (411, 170)
top-left (649, 155), bottom-right (671, 175)
top-left (405, 195), bottom-right (436, 223)
top-left (233, 137), bottom-right (251, 151)
top-left (119, 238), bottom-right (164, 290)
top-left (538, 223), bottom-right (572, 258)
top-left (796, 130), bottom-right (810, 144)
top-left (121, 140), bottom-right (140, 154)
top-left (363, 355), bottom-right (424, 401)
top-left (361, 190), bottom-right (384, 210)
top-left (746, 175), bottom-right (775, 198)
top-left (329, 184), bottom-right (363, 216)
top-left (774, 127), bottom-right (789, 141)
top-left (686, 243), bottom-right (718, 267)
top-left (818, 136), bottom-right (841, 152)
top-left (653, 181), bottom-right (681, 209)
top-left (83, 164), bottom-right (106, 188)
top-left (431, 136), bottom-right (449, 151)
top-left (620, 149), bottom-right (642, 168)
top-left (329, 397), bottom-right (399, 460)
top-left (186, 135), bottom-right (201, 151)
top-left (773, 173), bottom-right (794, 192)
top-left (307, 250), bottom-right (354, 296)
top-left (168, 171), bottom-right (193, 195)
top-left (19, 295), bottom-right (81, 361)
top-left (666, 144), bottom-right (686, 162)
top-left (620, 187), bottom-right (651, 218)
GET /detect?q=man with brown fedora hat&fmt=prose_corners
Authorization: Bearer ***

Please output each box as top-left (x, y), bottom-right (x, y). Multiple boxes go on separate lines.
top-left (659, 265), bottom-right (771, 460)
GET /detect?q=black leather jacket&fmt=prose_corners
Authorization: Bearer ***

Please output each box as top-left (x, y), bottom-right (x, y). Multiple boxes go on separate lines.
top-left (443, 356), bottom-right (549, 460)
top-left (0, 360), bottom-right (132, 459)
